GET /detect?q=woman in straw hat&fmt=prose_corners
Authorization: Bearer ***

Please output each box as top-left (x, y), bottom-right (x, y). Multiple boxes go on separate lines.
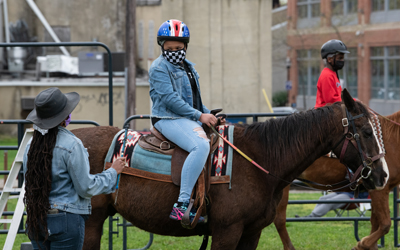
top-left (22, 87), bottom-right (126, 249)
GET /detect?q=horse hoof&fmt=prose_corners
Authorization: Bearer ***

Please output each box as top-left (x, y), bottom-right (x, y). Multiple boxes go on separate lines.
top-left (352, 241), bottom-right (375, 250)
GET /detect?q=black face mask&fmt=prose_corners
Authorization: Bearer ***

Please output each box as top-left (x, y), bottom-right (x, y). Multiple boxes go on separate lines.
top-left (330, 58), bottom-right (345, 71)
top-left (334, 60), bottom-right (345, 70)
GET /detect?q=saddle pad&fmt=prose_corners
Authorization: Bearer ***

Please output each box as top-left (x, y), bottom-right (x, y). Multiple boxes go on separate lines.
top-left (131, 144), bottom-right (172, 175)
top-left (104, 125), bottom-right (234, 187)
top-left (211, 125), bottom-right (233, 174)
top-left (104, 129), bottom-right (142, 169)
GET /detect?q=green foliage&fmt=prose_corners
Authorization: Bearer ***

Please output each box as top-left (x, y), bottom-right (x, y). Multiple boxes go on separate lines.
top-left (272, 90), bottom-right (288, 107)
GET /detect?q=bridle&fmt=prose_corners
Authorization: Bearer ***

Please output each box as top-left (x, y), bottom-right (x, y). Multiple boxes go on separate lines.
top-left (332, 104), bottom-right (385, 190)
top-left (211, 103), bottom-right (385, 192)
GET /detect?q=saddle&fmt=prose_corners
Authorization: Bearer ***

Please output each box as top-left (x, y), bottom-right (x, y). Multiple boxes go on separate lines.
top-left (105, 109), bottom-right (228, 229)
top-left (138, 126), bottom-right (219, 187)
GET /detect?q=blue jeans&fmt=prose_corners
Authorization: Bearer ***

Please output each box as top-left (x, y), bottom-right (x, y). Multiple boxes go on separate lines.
top-left (29, 212), bottom-right (86, 250)
top-left (155, 118), bottom-right (210, 203)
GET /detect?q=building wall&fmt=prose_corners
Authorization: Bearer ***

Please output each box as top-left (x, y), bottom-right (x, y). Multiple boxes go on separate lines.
top-left (286, 0), bottom-right (400, 114)
top-left (159, 0), bottom-right (272, 114)
top-left (272, 6), bottom-right (289, 97)
top-left (1, 0), bottom-right (272, 135)
top-left (0, 80), bottom-right (151, 135)
top-left (8, 0), bottom-right (128, 52)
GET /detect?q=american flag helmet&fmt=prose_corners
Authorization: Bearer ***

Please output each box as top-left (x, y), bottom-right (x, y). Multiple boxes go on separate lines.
top-left (157, 19), bottom-right (190, 46)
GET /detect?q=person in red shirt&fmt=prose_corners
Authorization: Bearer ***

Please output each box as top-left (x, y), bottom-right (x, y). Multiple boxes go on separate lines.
top-left (315, 39), bottom-right (349, 108)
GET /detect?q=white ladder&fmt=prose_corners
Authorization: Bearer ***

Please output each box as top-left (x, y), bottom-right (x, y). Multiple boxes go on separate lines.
top-left (1, 129), bottom-right (33, 250)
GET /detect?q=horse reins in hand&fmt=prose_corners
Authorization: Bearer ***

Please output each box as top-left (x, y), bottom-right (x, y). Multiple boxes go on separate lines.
top-left (114, 126), bottom-right (129, 205)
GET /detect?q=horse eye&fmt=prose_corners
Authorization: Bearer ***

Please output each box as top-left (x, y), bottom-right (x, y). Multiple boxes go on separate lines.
top-left (363, 129), bottom-right (373, 138)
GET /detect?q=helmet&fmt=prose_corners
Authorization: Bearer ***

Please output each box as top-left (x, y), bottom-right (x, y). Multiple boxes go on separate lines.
top-left (157, 19), bottom-right (190, 46)
top-left (320, 39), bottom-right (349, 59)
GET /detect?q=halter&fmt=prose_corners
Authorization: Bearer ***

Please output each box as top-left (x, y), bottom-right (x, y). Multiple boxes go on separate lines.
top-left (333, 104), bottom-right (385, 190)
top-left (211, 103), bottom-right (385, 192)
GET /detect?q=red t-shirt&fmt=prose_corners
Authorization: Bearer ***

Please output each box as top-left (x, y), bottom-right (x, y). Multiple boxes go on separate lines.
top-left (315, 68), bottom-right (342, 108)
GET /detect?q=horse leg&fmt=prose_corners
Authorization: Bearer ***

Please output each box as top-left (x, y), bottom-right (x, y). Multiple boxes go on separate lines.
top-left (235, 230), bottom-right (262, 250)
top-left (352, 189), bottom-right (390, 250)
top-left (210, 224), bottom-right (243, 250)
top-left (274, 185), bottom-right (296, 250)
top-left (83, 195), bottom-right (115, 250)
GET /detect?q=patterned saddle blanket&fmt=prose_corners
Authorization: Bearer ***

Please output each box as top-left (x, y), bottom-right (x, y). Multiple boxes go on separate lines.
top-left (104, 125), bottom-right (234, 187)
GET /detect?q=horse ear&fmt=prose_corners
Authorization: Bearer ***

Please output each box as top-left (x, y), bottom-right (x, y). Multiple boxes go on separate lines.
top-left (342, 88), bottom-right (356, 112)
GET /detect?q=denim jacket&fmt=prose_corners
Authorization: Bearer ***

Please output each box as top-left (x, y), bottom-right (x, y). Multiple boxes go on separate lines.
top-left (149, 54), bottom-right (210, 121)
top-left (23, 126), bottom-right (117, 215)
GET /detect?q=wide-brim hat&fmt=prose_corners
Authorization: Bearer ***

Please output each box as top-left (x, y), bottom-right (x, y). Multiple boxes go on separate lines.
top-left (26, 87), bottom-right (80, 129)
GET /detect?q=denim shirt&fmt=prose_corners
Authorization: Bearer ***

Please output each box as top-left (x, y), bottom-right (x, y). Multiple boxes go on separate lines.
top-left (149, 54), bottom-right (210, 121)
top-left (23, 126), bottom-right (118, 215)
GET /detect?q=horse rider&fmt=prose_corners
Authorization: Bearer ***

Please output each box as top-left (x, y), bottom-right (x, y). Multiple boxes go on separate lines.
top-left (149, 19), bottom-right (223, 224)
top-left (315, 39), bottom-right (350, 108)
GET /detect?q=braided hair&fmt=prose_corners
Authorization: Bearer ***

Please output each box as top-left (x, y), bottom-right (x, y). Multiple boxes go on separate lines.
top-left (24, 127), bottom-right (59, 244)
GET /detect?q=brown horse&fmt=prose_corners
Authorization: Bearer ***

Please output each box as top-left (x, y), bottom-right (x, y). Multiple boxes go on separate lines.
top-left (73, 91), bottom-right (387, 250)
top-left (274, 110), bottom-right (400, 250)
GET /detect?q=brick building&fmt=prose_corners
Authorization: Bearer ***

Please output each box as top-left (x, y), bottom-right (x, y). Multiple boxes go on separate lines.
top-left (286, 0), bottom-right (400, 114)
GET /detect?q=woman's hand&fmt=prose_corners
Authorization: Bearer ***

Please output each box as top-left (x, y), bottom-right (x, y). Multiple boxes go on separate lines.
top-left (111, 157), bottom-right (127, 174)
top-left (200, 113), bottom-right (218, 127)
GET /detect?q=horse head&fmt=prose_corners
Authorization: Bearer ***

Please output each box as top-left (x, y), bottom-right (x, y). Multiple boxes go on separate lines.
top-left (331, 89), bottom-right (388, 190)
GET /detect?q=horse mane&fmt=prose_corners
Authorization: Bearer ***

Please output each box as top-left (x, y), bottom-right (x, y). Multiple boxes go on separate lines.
top-left (236, 101), bottom-right (370, 174)
top-left (381, 111), bottom-right (400, 141)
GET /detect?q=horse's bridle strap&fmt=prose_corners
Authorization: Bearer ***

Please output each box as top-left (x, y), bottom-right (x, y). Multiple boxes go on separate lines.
top-left (341, 104), bottom-right (349, 134)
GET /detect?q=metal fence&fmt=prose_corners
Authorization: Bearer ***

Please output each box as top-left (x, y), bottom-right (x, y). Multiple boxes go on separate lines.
top-left (2, 111), bottom-right (400, 249)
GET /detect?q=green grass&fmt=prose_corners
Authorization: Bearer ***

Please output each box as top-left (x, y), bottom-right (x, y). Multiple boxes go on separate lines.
top-left (1, 192), bottom-right (400, 249)
top-left (1, 136), bottom-right (399, 249)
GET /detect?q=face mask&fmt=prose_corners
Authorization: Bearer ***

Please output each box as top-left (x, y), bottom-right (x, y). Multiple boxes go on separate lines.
top-left (65, 114), bottom-right (71, 126)
top-left (162, 48), bottom-right (186, 64)
top-left (334, 60), bottom-right (345, 70)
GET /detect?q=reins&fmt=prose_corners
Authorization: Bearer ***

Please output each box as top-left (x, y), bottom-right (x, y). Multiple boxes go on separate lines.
top-left (211, 104), bottom-right (384, 192)
top-left (369, 107), bottom-right (400, 127)
top-left (210, 126), bottom-right (269, 175)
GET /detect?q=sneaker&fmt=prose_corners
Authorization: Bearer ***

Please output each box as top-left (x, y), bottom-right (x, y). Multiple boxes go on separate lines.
top-left (169, 202), bottom-right (206, 224)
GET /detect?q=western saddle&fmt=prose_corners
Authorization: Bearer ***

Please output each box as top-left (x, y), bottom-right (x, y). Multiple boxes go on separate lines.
top-left (105, 109), bottom-right (228, 229)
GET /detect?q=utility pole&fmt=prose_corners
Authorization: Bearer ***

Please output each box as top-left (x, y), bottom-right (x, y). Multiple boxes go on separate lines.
top-left (125, 0), bottom-right (136, 129)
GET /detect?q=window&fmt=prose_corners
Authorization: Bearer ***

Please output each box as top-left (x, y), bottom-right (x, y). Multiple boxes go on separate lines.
top-left (297, 0), bottom-right (320, 19)
top-left (137, 0), bottom-right (161, 6)
top-left (297, 49), bottom-right (320, 97)
top-left (332, 0), bottom-right (358, 15)
top-left (343, 48), bottom-right (358, 98)
top-left (389, 0), bottom-right (400, 10)
top-left (371, 46), bottom-right (400, 100)
top-left (371, 0), bottom-right (400, 23)
top-left (372, 0), bottom-right (400, 11)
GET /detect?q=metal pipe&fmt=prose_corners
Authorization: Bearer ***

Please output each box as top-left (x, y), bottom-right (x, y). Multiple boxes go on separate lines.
top-left (25, 0), bottom-right (70, 56)
top-left (0, 41), bottom-right (114, 126)
top-left (3, 0), bottom-right (9, 46)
